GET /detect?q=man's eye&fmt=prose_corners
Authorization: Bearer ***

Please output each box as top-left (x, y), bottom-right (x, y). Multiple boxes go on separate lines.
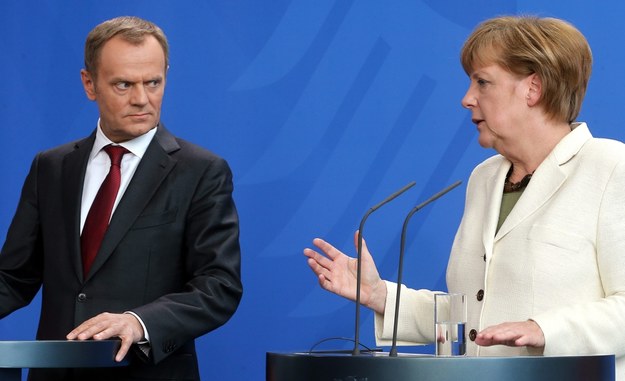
top-left (146, 80), bottom-right (161, 88)
top-left (115, 82), bottom-right (131, 90)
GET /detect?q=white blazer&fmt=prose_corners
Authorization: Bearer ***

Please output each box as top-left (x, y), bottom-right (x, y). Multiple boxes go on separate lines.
top-left (375, 123), bottom-right (625, 379)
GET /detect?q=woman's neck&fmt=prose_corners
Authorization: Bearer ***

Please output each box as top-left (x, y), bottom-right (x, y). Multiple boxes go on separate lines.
top-left (505, 120), bottom-right (571, 182)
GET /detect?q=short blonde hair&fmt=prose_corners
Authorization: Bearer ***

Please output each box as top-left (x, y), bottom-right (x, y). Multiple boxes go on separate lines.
top-left (461, 16), bottom-right (592, 123)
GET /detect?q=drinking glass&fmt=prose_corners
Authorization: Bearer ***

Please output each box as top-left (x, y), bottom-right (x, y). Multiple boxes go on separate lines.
top-left (434, 293), bottom-right (467, 356)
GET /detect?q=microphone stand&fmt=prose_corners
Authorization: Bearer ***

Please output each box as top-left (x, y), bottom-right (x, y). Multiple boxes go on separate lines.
top-left (352, 181), bottom-right (416, 355)
top-left (389, 180), bottom-right (462, 357)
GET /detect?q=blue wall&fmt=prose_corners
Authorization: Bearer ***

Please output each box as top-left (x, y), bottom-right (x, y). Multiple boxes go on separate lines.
top-left (2, 1), bottom-right (625, 379)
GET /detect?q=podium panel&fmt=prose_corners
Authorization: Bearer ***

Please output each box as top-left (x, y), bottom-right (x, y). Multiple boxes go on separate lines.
top-left (266, 352), bottom-right (615, 381)
top-left (0, 340), bottom-right (127, 381)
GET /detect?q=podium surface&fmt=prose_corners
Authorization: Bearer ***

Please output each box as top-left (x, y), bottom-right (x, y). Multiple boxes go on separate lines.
top-left (267, 352), bottom-right (615, 381)
top-left (0, 340), bottom-right (126, 381)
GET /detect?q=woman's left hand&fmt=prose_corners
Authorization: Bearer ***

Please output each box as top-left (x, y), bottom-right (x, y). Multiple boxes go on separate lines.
top-left (475, 320), bottom-right (545, 350)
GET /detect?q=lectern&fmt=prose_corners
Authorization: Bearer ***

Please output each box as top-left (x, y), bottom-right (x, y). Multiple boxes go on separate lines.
top-left (267, 352), bottom-right (615, 381)
top-left (0, 340), bottom-right (127, 381)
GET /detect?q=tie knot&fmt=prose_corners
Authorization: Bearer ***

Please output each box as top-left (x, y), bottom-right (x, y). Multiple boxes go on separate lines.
top-left (104, 145), bottom-right (129, 166)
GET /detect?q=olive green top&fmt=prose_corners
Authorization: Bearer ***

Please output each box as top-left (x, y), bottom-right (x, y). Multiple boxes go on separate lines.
top-left (497, 189), bottom-right (524, 233)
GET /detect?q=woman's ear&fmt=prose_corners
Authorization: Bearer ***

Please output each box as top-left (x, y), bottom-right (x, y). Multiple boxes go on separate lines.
top-left (526, 73), bottom-right (542, 107)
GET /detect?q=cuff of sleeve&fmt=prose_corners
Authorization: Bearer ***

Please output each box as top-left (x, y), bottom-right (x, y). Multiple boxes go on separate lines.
top-left (375, 281), bottom-right (398, 343)
top-left (528, 316), bottom-right (552, 355)
top-left (374, 281), bottom-right (436, 347)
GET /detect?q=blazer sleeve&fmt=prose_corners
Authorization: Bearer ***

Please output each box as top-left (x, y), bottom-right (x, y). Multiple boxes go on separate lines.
top-left (0, 154), bottom-right (44, 317)
top-left (374, 281), bottom-right (436, 346)
top-left (130, 155), bottom-right (243, 364)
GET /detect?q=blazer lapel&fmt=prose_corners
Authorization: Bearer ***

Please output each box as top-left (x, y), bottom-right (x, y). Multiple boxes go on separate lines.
top-left (86, 126), bottom-right (179, 280)
top-left (494, 123), bottom-right (592, 241)
top-left (495, 156), bottom-right (566, 240)
top-left (62, 134), bottom-right (95, 281)
top-left (482, 160), bottom-right (509, 261)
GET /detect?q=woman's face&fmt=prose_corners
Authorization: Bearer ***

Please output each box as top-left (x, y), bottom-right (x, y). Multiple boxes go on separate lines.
top-left (461, 63), bottom-right (534, 152)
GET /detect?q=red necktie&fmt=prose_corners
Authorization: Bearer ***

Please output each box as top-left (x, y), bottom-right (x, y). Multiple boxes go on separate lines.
top-left (81, 145), bottom-right (129, 278)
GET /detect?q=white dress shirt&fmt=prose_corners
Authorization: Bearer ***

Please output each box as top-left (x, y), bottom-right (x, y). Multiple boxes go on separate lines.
top-left (80, 120), bottom-right (157, 344)
top-left (80, 122), bottom-right (157, 232)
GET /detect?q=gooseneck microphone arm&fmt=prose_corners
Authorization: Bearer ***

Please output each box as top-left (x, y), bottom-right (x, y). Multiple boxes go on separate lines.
top-left (389, 180), bottom-right (462, 357)
top-left (352, 181), bottom-right (416, 355)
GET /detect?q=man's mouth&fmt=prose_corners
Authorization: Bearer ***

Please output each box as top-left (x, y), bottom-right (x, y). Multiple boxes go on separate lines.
top-left (127, 113), bottom-right (151, 119)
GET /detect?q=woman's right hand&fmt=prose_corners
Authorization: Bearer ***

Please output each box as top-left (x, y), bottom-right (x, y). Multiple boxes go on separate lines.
top-left (303, 231), bottom-right (387, 314)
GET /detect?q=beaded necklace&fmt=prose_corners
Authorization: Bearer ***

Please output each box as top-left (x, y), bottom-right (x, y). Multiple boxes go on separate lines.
top-left (503, 167), bottom-right (533, 193)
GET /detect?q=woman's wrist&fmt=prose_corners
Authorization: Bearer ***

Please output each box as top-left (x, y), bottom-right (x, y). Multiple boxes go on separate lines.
top-left (367, 279), bottom-right (388, 314)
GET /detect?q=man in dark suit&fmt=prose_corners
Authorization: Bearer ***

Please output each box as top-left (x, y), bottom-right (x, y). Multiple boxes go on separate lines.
top-left (0, 16), bottom-right (242, 380)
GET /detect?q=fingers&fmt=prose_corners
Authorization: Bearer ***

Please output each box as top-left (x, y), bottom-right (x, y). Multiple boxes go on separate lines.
top-left (115, 337), bottom-right (133, 362)
top-left (304, 247), bottom-right (333, 282)
top-left (66, 314), bottom-right (107, 341)
top-left (476, 324), bottom-right (519, 346)
top-left (351, 230), bottom-right (373, 260)
top-left (305, 255), bottom-right (338, 293)
top-left (66, 312), bottom-right (144, 362)
top-left (303, 238), bottom-right (348, 277)
top-left (316, 273), bottom-right (335, 293)
top-left (303, 247), bottom-right (334, 270)
top-left (475, 321), bottom-right (545, 348)
top-left (311, 237), bottom-right (343, 260)
top-left (305, 256), bottom-right (333, 285)
top-left (352, 230), bottom-right (365, 250)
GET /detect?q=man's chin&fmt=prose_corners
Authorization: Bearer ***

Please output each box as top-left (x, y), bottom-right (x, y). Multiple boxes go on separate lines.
top-left (105, 124), bottom-right (156, 143)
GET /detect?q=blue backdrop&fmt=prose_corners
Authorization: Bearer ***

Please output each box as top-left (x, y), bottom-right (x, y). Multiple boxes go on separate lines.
top-left (2, 1), bottom-right (625, 379)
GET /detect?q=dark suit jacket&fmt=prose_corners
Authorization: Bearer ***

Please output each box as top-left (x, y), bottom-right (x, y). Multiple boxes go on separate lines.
top-left (0, 125), bottom-right (243, 380)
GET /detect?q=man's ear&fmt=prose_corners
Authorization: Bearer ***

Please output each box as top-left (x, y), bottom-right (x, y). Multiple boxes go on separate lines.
top-left (526, 73), bottom-right (542, 107)
top-left (80, 69), bottom-right (97, 101)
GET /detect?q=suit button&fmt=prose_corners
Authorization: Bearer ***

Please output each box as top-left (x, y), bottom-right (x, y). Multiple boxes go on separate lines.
top-left (469, 329), bottom-right (477, 341)
top-left (483, 253), bottom-right (486, 262)
top-left (77, 293), bottom-right (87, 302)
top-left (476, 289), bottom-right (484, 301)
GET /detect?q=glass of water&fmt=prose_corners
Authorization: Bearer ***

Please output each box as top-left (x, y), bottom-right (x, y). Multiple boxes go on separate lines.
top-left (434, 293), bottom-right (467, 356)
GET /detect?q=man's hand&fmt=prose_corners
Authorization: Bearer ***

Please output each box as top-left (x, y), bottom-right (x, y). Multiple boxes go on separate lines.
top-left (66, 312), bottom-right (145, 362)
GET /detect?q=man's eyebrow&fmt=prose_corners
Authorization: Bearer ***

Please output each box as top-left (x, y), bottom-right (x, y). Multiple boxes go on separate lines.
top-left (109, 77), bottom-right (133, 83)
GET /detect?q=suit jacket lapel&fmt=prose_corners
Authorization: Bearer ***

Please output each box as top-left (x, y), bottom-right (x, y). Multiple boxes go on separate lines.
top-left (62, 134), bottom-right (96, 281)
top-left (86, 126), bottom-right (180, 280)
top-left (482, 160), bottom-right (509, 260)
top-left (494, 123), bottom-right (591, 241)
top-left (495, 156), bottom-right (566, 240)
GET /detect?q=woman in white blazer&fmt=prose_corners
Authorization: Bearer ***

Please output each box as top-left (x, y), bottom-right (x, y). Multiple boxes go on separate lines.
top-left (304, 16), bottom-right (625, 379)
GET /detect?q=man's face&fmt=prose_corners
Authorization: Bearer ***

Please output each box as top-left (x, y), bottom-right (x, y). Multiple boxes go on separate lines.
top-left (81, 35), bottom-right (166, 142)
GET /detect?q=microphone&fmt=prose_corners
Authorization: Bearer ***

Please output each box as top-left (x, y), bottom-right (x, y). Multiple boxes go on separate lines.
top-left (389, 180), bottom-right (462, 357)
top-left (352, 181), bottom-right (416, 355)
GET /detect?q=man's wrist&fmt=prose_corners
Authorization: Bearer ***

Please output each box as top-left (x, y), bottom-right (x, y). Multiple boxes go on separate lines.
top-left (124, 311), bottom-right (150, 343)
